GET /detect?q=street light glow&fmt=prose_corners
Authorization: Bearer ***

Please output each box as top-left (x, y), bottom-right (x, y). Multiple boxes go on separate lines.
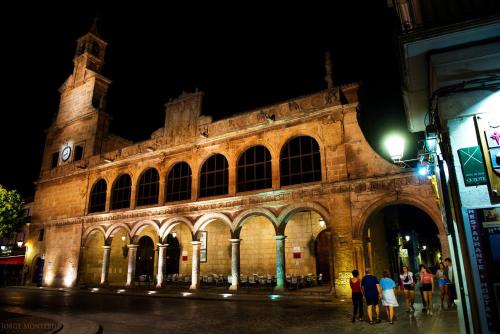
top-left (405, 235), bottom-right (410, 242)
top-left (384, 134), bottom-right (405, 161)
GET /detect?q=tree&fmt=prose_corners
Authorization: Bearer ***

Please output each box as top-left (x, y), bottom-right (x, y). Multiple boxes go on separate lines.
top-left (0, 185), bottom-right (24, 237)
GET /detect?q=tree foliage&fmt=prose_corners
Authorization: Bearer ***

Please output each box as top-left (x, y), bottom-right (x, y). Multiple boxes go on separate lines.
top-left (0, 185), bottom-right (24, 237)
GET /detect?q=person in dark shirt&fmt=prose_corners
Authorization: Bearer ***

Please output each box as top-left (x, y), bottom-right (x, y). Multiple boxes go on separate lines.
top-left (361, 268), bottom-right (382, 324)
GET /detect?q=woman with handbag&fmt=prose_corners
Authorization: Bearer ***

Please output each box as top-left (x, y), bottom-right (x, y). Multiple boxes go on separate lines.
top-left (399, 265), bottom-right (415, 312)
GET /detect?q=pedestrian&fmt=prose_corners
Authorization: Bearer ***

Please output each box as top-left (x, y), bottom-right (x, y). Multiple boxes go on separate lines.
top-left (399, 265), bottom-right (415, 312)
top-left (380, 271), bottom-right (399, 324)
top-left (444, 257), bottom-right (456, 308)
top-left (435, 262), bottom-right (448, 309)
top-left (349, 269), bottom-right (363, 322)
top-left (420, 265), bottom-right (434, 315)
top-left (361, 268), bottom-right (382, 325)
top-left (417, 264), bottom-right (426, 312)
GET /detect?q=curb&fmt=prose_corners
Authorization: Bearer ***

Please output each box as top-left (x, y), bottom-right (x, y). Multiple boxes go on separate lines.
top-left (9, 285), bottom-right (338, 303)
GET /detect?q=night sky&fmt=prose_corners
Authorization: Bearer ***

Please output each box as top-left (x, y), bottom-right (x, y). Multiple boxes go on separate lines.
top-left (1, 2), bottom-right (416, 198)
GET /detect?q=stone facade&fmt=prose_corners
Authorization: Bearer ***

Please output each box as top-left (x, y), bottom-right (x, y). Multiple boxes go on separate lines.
top-left (24, 25), bottom-right (447, 298)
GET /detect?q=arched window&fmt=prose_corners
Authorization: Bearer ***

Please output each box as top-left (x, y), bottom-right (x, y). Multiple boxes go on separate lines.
top-left (280, 136), bottom-right (321, 186)
top-left (166, 162), bottom-right (192, 202)
top-left (88, 179), bottom-right (107, 213)
top-left (199, 154), bottom-right (228, 198)
top-left (237, 145), bottom-right (272, 192)
top-left (136, 168), bottom-right (159, 206)
top-left (111, 174), bottom-right (132, 210)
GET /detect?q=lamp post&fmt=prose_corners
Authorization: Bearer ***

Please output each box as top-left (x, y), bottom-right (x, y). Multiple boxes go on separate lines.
top-left (384, 134), bottom-right (405, 162)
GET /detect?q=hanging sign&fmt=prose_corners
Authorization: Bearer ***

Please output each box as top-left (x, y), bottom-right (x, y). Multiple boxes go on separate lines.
top-left (457, 146), bottom-right (487, 186)
top-left (181, 250), bottom-right (188, 261)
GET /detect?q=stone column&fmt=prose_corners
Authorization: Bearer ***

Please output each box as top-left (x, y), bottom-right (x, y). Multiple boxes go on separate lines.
top-left (156, 244), bottom-right (168, 288)
top-left (437, 233), bottom-right (450, 259)
top-left (274, 235), bottom-right (287, 291)
top-left (126, 244), bottom-right (138, 287)
top-left (190, 241), bottom-right (201, 290)
top-left (158, 175), bottom-right (166, 205)
top-left (100, 245), bottom-right (111, 286)
top-left (352, 239), bottom-right (364, 275)
top-left (229, 239), bottom-right (240, 291)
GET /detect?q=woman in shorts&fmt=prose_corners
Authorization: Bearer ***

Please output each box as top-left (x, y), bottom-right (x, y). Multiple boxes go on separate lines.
top-left (435, 262), bottom-right (448, 309)
top-left (420, 265), bottom-right (434, 315)
top-left (399, 265), bottom-right (415, 312)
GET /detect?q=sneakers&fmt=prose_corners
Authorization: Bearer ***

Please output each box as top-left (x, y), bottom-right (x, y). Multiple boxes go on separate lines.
top-left (429, 310), bottom-right (433, 316)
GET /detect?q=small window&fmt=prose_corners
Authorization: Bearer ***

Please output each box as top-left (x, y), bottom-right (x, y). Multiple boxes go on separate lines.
top-left (74, 145), bottom-right (84, 161)
top-left (38, 229), bottom-right (45, 241)
top-left (51, 152), bottom-right (59, 168)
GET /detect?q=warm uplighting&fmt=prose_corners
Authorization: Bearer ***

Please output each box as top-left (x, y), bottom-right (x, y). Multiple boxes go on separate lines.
top-left (318, 218), bottom-right (326, 228)
top-left (384, 134), bottom-right (405, 161)
top-left (405, 235), bottom-right (410, 242)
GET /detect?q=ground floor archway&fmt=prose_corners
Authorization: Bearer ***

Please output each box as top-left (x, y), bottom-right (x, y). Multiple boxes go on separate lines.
top-left (136, 236), bottom-right (155, 281)
top-left (363, 204), bottom-right (442, 279)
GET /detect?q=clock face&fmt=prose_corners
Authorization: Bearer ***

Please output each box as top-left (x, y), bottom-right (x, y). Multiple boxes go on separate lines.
top-left (61, 146), bottom-right (72, 162)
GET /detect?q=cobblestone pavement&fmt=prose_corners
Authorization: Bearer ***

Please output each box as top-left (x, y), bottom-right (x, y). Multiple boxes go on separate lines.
top-left (0, 287), bottom-right (460, 334)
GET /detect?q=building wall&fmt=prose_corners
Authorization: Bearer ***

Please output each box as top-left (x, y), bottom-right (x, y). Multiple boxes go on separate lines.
top-left (240, 216), bottom-right (276, 276)
top-left (200, 220), bottom-right (231, 276)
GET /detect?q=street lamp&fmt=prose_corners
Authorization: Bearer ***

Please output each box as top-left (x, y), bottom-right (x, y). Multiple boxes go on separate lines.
top-left (318, 218), bottom-right (326, 228)
top-left (422, 245), bottom-right (427, 250)
top-left (384, 134), bottom-right (405, 162)
top-left (405, 235), bottom-right (410, 242)
top-left (0, 245), bottom-right (5, 251)
top-left (17, 241), bottom-right (23, 248)
top-left (385, 132), bottom-right (434, 176)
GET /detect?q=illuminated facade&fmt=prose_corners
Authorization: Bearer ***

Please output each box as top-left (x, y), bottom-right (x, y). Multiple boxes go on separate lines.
top-left (25, 23), bottom-right (446, 297)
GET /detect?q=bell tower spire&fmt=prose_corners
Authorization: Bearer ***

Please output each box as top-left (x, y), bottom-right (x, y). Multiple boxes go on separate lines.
top-left (73, 18), bottom-right (107, 81)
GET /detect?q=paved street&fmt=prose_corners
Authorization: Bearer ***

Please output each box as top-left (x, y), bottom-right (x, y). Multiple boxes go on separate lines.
top-left (0, 287), bottom-right (459, 333)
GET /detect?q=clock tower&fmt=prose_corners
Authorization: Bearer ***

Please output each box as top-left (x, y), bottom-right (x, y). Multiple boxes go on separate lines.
top-left (42, 19), bottom-right (112, 171)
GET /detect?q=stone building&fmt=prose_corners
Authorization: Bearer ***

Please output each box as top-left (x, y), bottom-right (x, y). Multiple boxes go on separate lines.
top-left (24, 23), bottom-right (447, 297)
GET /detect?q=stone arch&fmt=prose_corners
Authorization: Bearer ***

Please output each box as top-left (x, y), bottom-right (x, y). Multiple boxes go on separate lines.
top-left (277, 202), bottom-right (330, 234)
top-left (233, 208), bottom-right (278, 236)
top-left (82, 225), bottom-right (106, 246)
top-left (193, 212), bottom-right (233, 237)
top-left (104, 223), bottom-right (132, 244)
top-left (353, 194), bottom-right (444, 240)
top-left (198, 152), bottom-right (231, 171)
top-left (160, 217), bottom-right (194, 242)
top-left (234, 143), bottom-right (274, 164)
top-left (130, 220), bottom-right (161, 243)
top-left (278, 133), bottom-right (324, 156)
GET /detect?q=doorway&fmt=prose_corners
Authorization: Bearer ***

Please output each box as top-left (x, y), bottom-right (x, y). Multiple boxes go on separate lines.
top-left (136, 236), bottom-right (154, 280)
top-left (315, 230), bottom-right (331, 282)
top-left (165, 234), bottom-right (180, 275)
